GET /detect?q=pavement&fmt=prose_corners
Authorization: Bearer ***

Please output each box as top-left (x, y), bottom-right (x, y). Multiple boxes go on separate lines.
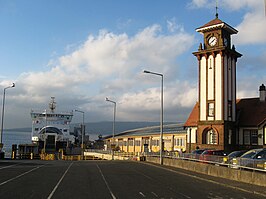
top-left (0, 159), bottom-right (265, 199)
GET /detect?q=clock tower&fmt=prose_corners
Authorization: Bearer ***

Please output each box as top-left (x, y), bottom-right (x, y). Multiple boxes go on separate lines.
top-left (193, 14), bottom-right (242, 151)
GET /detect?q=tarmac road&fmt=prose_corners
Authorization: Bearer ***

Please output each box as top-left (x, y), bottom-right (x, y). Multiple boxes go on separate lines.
top-left (0, 160), bottom-right (265, 199)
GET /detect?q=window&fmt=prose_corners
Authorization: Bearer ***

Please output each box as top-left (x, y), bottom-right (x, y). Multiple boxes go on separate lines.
top-left (243, 129), bottom-right (258, 145)
top-left (228, 101), bottom-right (232, 118)
top-left (135, 140), bottom-right (140, 146)
top-left (203, 128), bottom-right (218, 144)
top-left (128, 138), bottom-right (134, 146)
top-left (228, 129), bottom-right (232, 145)
top-left (151, 140), bottom-right (159, 146)
top-left (118, 140), bottom-right (123, 147)
top-left (208, 102), bottom-right (215, 117)
top-left (251, 130), bottom-right (258, 145)
top-left (243, 130), bottom-right (250, 145)
top-left (123, 141), bottom-right (127, 146)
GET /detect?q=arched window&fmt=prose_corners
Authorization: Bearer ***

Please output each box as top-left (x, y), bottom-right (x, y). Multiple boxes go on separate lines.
top-left (202, 128), bottom-right (218, 145)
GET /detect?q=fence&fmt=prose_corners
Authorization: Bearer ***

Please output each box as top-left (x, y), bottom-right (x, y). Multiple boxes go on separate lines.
top-left (85, 149), bottom-right (266, 172)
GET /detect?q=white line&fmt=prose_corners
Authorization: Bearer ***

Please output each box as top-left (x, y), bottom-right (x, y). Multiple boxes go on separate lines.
top-left (151, 192), bottom-right (158, 197)
top-left (139, 192), bottom-right (146, 197)
top-left (0, 163), bottom-right (23, 170)
top-left (96, 164), bottom-right (116, 199)
top-left (47, 162), bottom-right (73, 199)
top-left (0, 164), bottom-right (45, 186)
top-left (141, 162), bottom-right (266, 198)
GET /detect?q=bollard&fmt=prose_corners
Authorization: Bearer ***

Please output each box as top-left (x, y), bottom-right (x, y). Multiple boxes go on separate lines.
top-left (30, 153), bottom-right (34, 160)
top-left (11, 144), bottom-right (17, 159)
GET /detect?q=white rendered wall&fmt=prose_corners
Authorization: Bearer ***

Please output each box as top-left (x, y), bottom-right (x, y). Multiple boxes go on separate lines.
top-left (200, 56), bottom-right (207, 121)
top-left (208, 55), bottom-right (214, 100)
top-left (232, 60), bottom-right (236, 121)
top-left (215, 54), bottom-right (222, 120)
top-left (224, 55), bottom-right (228, 120)
top-left (186, 127), bottom-right (197, 143)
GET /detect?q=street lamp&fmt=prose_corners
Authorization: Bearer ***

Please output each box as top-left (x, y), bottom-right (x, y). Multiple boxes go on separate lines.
top-left (0, 83), bottom-right (15, 153)
top-left (75, 110), bottom-right (85, 156)
top-left (143, 70), bottom-right (164, 165)
top-left (105, 97), bottom-right (116, 147)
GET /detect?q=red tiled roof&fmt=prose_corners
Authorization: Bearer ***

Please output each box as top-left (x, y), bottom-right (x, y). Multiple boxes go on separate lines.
top-left (184, 102), bottom-right (199, 127)
top-left (236, 98), bottom-right (266, 127)
top-left (196, 17), bottom-right (238, 34)
top-left (197, 18), bottom-right (223, 29)
top-left (184, 98), bottom-right (266, 128)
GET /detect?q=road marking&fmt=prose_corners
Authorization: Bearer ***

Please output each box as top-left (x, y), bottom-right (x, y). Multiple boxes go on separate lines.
top-left (47, 162), bottom-right (73, 199)
top-left (139, 192), bottom-right (146, 197)
top-left (0, 164), bottom-right (45, 186)
top-left (151, 192), bottom-right (158, 197)
top-left (141, 162), bottom-right (266, 198)
top-left (96, 164), bottom-right (116, 199)
top-left (0, 163), bottom-right (23, 170)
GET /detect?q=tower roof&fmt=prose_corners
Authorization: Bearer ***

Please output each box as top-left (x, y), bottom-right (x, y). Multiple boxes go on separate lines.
top-left (196, 17), bottom-right (238, 34)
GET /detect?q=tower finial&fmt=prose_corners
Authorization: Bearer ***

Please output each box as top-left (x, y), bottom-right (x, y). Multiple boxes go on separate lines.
top-left (215, 0), bottom-right (219, 18)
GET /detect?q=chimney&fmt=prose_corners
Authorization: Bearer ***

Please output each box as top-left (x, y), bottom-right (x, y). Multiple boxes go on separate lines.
top-left (259, 84), bottom-right (266, 102)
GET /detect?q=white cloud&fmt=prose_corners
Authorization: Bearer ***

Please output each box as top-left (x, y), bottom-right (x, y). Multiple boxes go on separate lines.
top-left (1, 22), bottom-right (196, 127)
top-left (188, 0), bottom-right (211, 9)
top-left (167, 18), bottom-right (184, 33)
top-left (234, 8), bottom-right (266, 44)
top-left (189, 0), bottom-right (266, 45)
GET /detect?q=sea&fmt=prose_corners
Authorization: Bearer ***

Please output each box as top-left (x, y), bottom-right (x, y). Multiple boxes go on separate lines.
top-left (2, 131), bottom-right (32, 158)
top-left (1, 131), bottom-right (100, 158)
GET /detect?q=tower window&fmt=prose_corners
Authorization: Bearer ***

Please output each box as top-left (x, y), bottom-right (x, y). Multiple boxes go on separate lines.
top-left (228, 101), bottom-right (232, 118)
top-left (208, 102), bottom-right (215, 117)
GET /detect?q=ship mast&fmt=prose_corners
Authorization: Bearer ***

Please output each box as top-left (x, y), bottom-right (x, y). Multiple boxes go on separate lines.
top-left (49, 97), bottom-right (56, 113)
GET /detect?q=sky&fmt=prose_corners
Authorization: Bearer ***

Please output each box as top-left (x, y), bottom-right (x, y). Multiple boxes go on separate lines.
top-left (0, 0), bottom-right (265, 129)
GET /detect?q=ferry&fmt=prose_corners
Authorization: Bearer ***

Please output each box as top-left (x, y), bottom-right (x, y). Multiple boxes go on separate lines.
top-left (30, 97), bottom-right (75, 152)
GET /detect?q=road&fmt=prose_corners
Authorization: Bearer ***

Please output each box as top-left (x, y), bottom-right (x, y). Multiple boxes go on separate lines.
top-left (0, 160), bottom-right (265, 199)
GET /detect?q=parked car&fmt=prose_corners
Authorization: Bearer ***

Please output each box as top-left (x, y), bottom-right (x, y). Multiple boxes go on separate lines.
top-left (231, 148), bottom-right (266, 169)
top-left (199, 150), bottom-right (227, 163)
top-left (223, 150), bottom-right (248, 164)
top-left (191, 149), bottom-right (206, 154)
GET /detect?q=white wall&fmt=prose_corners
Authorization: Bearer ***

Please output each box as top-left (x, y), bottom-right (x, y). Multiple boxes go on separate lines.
top-left (200, 56), bottom-right (207, 121)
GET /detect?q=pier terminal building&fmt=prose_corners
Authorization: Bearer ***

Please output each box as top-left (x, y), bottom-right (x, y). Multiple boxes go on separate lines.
top-left (104, 14), bottom-right (266, 154)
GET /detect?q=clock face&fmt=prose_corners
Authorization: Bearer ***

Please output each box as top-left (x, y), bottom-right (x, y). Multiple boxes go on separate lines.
top-left (208, 36), bottom-right (217, 46)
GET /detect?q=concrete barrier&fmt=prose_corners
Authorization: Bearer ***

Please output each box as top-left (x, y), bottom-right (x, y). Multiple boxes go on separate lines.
top-left (84, 152), bottom-right (130, 160)
top-left (146, 156), bottom-right (266, 187)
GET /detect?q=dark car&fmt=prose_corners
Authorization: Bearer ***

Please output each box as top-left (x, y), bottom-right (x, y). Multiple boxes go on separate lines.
top-left (231, 148), bottom-right (266, 169)
top-left (223, 150), bottom-right (247, 164)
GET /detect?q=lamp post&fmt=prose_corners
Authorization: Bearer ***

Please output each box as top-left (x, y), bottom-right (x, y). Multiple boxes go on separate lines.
top-left (143, 70), bottom-right (164, 165)
top-left (0, 83), bottom-right (15, 153)
top-left (105, 98), bottom-right (116, 148)
top-left (75, 110), bottom-right (85, 158)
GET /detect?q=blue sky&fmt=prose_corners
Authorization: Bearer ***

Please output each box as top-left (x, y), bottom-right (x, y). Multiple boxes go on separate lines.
top-left (0, 0), bottom-right (265, 128)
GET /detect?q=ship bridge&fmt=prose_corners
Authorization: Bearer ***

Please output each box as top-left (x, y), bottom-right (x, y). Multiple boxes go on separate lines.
top-left (39, 126), bottom-right (63, 135)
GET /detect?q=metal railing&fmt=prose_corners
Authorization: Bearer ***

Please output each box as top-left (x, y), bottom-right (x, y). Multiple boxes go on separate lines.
top-left (84, 149), bottom-right (266, 172)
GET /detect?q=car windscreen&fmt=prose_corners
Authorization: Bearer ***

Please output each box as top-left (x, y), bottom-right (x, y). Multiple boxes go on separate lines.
top-left (241, 150), bottom-right (257, 158)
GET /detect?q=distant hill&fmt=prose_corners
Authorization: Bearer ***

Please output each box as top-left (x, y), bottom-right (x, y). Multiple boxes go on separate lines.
top-left (7, 121), bottom-right (178, 140)
top-left (71, 121), bottom-right (177, 135)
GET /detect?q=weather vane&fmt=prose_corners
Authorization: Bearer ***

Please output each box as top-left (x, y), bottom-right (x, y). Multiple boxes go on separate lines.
top-left (215, 0), bottom-right (219, 18)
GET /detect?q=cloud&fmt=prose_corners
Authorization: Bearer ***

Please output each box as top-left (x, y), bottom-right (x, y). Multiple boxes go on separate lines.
top-left (189, 0), bottom-right (266, 45)
top-left (187, 0), bottom-right (211, 9)
top-left (167, 18), bottom-right (184, 33)
top-left (234, 9), bottom-right (266, 45)
top-left (1, 22), bottom-right (196, 128)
